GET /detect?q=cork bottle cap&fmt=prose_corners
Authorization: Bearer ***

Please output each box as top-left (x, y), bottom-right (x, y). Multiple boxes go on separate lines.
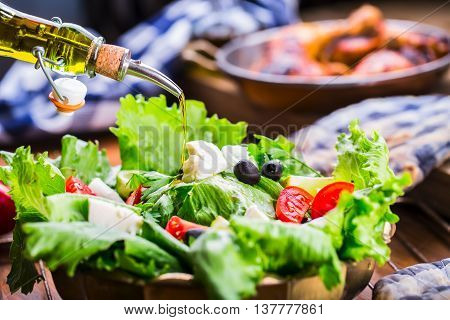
top-left (95, 44), bottom-right (130, 80)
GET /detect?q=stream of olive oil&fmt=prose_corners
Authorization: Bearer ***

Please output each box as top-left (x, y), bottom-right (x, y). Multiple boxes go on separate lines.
top-left (179, 93), bottom-right (187, 166)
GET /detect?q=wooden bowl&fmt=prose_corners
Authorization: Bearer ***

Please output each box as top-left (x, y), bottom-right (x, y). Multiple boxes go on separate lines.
top-left (51, 260), bottom-right (374, 300)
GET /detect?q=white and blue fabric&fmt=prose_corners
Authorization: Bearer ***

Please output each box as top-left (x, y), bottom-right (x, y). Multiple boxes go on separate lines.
top-left (293, 95), bottom-right (450, 186)
top-left (0, 0), bottom-right (298, 144)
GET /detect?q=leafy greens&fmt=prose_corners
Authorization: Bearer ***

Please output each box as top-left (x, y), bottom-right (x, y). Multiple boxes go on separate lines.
top-left (60, 135), bottom-right (113, 185)
top-left (111, 95), bottom-right (247, 175)
top-left (0, 94), bottom-right (411, 299)
top-left (23, 222), bottom-right (181, 278)
top-left (141, 174), bottom-right (280, 226)
top-left (333, 119), bottom-right (395, 189)
top-left (4, 147), bottom-right (65, 293)
top-left (191, 216), bottom-right (343, 299)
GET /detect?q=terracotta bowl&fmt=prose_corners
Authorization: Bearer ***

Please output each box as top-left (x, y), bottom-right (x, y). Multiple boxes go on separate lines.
top-left (51, 259), bottom-right (375, 300)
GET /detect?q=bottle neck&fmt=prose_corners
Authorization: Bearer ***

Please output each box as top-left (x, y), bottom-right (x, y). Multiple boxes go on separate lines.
top-left (94, 44), bottom-right (182, 99)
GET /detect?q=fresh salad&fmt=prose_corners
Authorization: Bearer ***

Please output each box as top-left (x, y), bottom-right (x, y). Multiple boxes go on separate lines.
top-left (0, 94), bottom-right (411, 299)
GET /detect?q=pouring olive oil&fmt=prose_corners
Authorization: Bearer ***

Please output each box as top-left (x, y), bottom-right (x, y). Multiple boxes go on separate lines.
top-left (0, 1), bottom-right (188, 164)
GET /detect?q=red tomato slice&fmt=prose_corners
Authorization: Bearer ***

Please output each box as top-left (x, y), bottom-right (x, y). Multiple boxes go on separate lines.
top-left (165, 216), bottom-right (207, 240)
top-left (311, 182), bottom-right (354, 219)
top-left (276, 186), bottom-right (314, 223)
top-left (126, 185), bottom-right (145, 206)
top-left (65, 176), bottom-right (96, 195)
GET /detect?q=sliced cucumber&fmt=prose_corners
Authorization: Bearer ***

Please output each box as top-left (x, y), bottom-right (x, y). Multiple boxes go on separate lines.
top-left (116, 170), bottom-right (141, 198)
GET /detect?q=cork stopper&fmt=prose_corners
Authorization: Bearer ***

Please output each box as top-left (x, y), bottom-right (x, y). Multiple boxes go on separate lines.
top-left (95, 44), bottom-right (129, 80)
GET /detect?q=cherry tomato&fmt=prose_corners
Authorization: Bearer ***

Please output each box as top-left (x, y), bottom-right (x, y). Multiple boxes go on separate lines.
top-left (65, 176), bottom-right (96, 195)
top-left (126, 185), bottom-right (145, 206)
top-left (276, 186), bottom-right (314, 223)
top-left (311, 182), bottom-right (354, 219)
top-left (0, 182), bottom-right (16, 234)
top-left (165, 216), bottom-right (207, 240)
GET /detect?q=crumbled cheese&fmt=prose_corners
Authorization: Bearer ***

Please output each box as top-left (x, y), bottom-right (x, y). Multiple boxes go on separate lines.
top-left (182, 141), bottom-right (227, 182)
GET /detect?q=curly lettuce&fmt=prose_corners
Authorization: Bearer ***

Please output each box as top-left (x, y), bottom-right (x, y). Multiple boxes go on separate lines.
top-left (60, 135), bottom-right (113, 185)
top-left (4, 147), bottom-right (65, 294)
top-left (338, 173), bottom-right (411, 264)
top-left (191, 217), bottom-right (343, 299)
top-left (333, 120), bottom-right (395, 189)
top-left (111, 95), bottom-right (247, 175)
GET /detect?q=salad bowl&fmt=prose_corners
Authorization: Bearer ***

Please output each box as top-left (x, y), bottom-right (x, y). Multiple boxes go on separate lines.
top-left (52, 259), bottom-right (375, 300)
top-left (1, 94), bottom-right (408, 300)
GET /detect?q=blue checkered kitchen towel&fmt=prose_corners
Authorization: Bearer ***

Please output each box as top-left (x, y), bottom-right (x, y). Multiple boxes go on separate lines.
top-left (0, 0), bottom-right (298, 144)
top-left (293, 95), bottom-right (450, 186)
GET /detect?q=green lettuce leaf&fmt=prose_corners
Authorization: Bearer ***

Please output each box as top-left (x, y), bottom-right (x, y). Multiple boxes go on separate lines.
top-left (0, 165), bottom-right (11, 185)
top-left (4, 147), bottom-right (65, 293)
top-left (7, 147), bottom-right (65, 217)
top-left (308, 203), bottom-right (345, 250)
top-left (190, 230), bottom-right (264, 299)
top-left (129, 171), bottom-right (174, 193)
top-left (0, 151), bottom-right (13, 184)
top-left (248, 135), bottom-right (320, 178)
top-left (338, 173), bottom-right (411, 264)
top-left (110, 94), bottom-right (247, 175)
top-left (60, 135), bottom-right (113, 185)
top-left (230, 217), bottom-right (343, 290)
top-left (141, 218), bottom-right (191, 268)
top-left (22, 222), bottom-right (181, 278)
top-left (333, 120), bottom-right (395, 189)
top-left (142, 174), bottom-right (277, 226)
top-left (191, 216), bottom-right (343, 299)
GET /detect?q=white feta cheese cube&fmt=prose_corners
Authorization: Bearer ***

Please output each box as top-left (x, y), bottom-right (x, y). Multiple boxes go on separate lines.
top-left (88, 178), bottom-right (124, 203)
top-left (244, 204), bottom-right (269, 220)
top-left (182, 140), bottom-right (227, 182)
top-left (88, 198), bottom-right (143, 235)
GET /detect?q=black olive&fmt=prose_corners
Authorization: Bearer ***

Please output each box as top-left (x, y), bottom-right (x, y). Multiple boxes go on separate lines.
top-left (183, 229), bottom-right (205, 244)
top-left (233, 160), bottom-right (260, 185)
top-left (261, 160), bottom-right (283, 181)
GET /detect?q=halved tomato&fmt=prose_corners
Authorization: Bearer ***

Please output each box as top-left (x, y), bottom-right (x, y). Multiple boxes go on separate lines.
top-left (65, 176), bottom-right (95, 195)
top-left (276, 186), bottom-right (314, 223)
top-left (165, 216), bottom-right (207, 240)
top-left (311, 181), bottom-right (354, 219)
top-left (126, 185), bottom-right (145, 206)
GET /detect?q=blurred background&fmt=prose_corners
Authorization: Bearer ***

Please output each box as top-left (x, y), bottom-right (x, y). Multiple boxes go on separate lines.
top-left (0, 0), bottom-right (448, 173)
top-left (0, 0), bottom-right (448, 143)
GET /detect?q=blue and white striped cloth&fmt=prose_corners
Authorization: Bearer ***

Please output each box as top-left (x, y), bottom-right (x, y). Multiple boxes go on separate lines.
top-left (293, 95), bottom-right (450, 185)
top-left (0, 0), bottom-right (298, 144)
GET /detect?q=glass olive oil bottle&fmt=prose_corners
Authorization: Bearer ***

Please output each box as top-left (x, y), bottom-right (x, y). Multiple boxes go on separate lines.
top-left (0, 2), bottom-right (101, 76)
top-left (0, 2), bottom-right (182, 95)
top-left (0, 1), bottom-right (186, 162)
